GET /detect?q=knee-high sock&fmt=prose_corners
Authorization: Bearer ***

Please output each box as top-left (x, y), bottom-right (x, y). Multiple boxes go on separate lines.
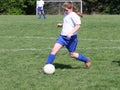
top-left (46, 53), bottom-right (55, 64)
top-left (77, 53), bottom-right (89, 63)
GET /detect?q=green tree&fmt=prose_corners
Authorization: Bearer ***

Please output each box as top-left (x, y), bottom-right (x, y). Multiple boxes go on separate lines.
top-left (82, 0), bottom-right (120, 14)
top-left (104, 0), bottom-right (120, 14)
top-left (0, 0), bottom-right (36, 15)
top-left (0, 0), bottom-right (120, 15)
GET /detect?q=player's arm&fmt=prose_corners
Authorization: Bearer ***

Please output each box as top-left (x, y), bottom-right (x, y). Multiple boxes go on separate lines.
top-left (67, 24), bottom-right (80, 38)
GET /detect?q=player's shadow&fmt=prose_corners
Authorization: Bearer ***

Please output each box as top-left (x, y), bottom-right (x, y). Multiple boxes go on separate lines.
top-left (54, 63), bottom-right (80, 69)
top-left (112, 60), bottom-right (120, 66)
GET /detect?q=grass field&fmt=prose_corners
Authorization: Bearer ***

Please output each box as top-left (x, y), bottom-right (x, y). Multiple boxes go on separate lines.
top-left (0, 15), bottom-right (120, 90)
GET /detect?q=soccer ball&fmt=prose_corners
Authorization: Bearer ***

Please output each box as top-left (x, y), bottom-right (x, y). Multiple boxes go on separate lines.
top-left (43, 64), bottom-right (55, 74)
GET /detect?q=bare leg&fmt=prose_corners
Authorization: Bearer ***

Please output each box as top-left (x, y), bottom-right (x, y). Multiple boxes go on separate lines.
top-left (38, 11), bottom-right (42, 19)
top-left (69, 52), bottom-right (91, 68)
top-left (51, 43), bottom-right (63, 55)
top-left (41, 10), bottom-right (46, 19)
top-left (45, 43), bottom-right (63, 64)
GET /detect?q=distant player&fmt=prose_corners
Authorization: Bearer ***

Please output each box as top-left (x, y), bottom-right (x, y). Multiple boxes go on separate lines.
top-left (43, 2), bottom-right (91, 69)
top-left (37, 0), bottom-right (46, 19)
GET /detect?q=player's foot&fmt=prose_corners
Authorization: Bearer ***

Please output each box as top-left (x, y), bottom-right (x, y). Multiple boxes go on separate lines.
top-left (39, 68), bottom-right (44, 73)
top-left (85, 61), bottom-right (91, 69)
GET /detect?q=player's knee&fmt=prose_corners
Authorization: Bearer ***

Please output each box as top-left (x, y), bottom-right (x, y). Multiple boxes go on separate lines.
top-left (69, 52), bottom-right (79, 59)
top-left (69, 53), bottom-right (75, 58)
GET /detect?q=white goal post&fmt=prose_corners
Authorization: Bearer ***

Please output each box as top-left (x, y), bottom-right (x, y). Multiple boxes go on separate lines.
top-left (36, 0), bottom-right (83, 15)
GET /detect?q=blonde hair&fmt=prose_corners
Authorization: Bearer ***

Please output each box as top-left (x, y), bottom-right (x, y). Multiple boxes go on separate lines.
top-left (62, 2), bottom-right (83, 17)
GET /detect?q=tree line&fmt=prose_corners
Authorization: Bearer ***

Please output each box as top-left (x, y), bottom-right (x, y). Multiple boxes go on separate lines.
top-left (0, 0), bottom-right (120, 15)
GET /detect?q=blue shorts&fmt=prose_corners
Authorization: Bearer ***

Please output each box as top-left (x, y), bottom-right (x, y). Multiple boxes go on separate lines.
top-left (38, 7), bottom-right (43, 11)
top-left (56, 35), bottom-right (78, 52)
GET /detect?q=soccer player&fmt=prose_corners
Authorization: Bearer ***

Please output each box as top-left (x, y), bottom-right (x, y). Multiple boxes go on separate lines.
top-left (37, 0), bottom-right (46, 19)
top-left (45, 2), bottom-right (91, 68)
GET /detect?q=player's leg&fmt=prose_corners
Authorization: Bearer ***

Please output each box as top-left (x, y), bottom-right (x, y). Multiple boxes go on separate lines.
top-left (66, 35), bottom-right (91, 67)
top-left (45, 43), bottom-right (63, 64)
top-left (39, 11), bottom-right (42, 19)
top-left (69, 52), bottom-right (89, 62)
top-left (41, 10), bottom-right (46, 19)
top-left (38, 7), bottom-right (42, 19)
top-left (69, 52), bottom-right (91, 68)
top-left (46, 35), bottom-right (68, 64)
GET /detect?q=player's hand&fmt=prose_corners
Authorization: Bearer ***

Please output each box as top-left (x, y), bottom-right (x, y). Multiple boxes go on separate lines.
top-left (67, 33), bottom-right (73, 38)
top-left (66, 35), bottom-right (71, 38)
top-left (57, 23), bottom-right (62, 27)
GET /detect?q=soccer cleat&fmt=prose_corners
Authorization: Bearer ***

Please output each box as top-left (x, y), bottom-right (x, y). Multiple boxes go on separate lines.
top-left (85, 61), bottom-right (91, 69)
top-left (39, 68), bottom-right (44, 73)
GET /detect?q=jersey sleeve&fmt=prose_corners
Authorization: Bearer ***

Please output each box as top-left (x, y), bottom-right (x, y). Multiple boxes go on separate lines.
top-left (71, 13), bottom-right (81, 25)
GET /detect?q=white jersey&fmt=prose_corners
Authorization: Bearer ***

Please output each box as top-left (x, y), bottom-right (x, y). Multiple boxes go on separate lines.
top-left (61, 12), bottom-right (81, 36)
top-left (37, 0), bottom-right (44, 8)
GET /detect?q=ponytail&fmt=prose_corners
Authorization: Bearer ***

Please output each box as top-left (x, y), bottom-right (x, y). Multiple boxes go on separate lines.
top-left (72, 3), bottom-right (83, 17)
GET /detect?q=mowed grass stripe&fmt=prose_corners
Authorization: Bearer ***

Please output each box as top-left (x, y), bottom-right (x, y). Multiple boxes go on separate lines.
top-left (0, 36), bottom-right (120, 42)
top-left (0, 46), bottom-right (120, 52)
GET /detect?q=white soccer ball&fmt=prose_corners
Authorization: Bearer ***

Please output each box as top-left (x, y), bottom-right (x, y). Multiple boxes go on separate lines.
top-left (43, 64), bottom-right (55, 74)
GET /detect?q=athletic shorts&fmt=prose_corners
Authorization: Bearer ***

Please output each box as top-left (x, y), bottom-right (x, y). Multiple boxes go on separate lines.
top-left (38, 7), bottom-right (43, 11)
top-left (56, 35), bottom-right (78, 52)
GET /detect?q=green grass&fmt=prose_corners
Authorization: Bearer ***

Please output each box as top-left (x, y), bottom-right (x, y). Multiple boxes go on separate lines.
top-left (0, 15), bottom-right (120, 90)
